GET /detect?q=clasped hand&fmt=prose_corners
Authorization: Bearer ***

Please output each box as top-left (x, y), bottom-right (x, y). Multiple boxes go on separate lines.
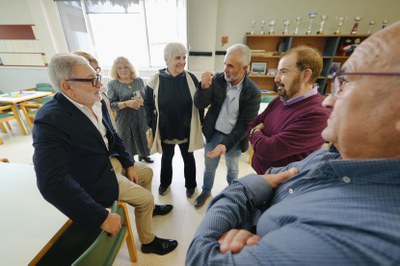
top-left (218, 167), bottom-right (298, 254)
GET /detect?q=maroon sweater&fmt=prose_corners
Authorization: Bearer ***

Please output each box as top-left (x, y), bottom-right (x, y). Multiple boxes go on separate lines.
top-left (248, 95), bottom-right (330, 174)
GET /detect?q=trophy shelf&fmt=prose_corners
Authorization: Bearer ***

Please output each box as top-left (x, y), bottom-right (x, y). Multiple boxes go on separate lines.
top-left (246, 33), bottom-right (369, 95)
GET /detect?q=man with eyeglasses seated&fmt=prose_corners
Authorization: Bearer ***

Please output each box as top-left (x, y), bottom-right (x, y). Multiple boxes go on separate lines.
top-left (187, 22), bottom-right (400, 265)
top-left (33, 53), bottom-right (178, 256)
top-left (247, 45), bottom-right (330, 175)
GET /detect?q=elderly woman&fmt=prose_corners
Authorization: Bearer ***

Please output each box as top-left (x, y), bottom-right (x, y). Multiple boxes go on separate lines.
top-left (145, 42), bottom-right (204, 198)
top-left (108, 56), bottom-right (153, 163)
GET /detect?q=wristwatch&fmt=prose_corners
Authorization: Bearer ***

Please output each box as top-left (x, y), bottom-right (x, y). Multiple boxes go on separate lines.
top-left (250, 128), bottom-right (257, 137)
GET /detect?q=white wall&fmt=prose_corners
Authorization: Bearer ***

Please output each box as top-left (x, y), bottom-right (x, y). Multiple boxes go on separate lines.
top-left (0, 0), bottom-right (67, 92)
top-left (1, 0), bottom-right (400, 92)
top-left (188, 0), bottom-right (400, 71)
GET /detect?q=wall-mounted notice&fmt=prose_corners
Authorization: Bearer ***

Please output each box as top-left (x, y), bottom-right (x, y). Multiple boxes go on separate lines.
top-left (0, 25), bottom-right (47, 67)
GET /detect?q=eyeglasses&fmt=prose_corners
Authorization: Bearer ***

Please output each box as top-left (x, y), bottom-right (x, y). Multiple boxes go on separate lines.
top-left (66, 74), bottom-right (102, 87)
top-left (332, 71), bottom-right (400, 95)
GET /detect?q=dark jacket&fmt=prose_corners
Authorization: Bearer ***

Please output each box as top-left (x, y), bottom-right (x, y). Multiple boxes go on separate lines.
top-left (33, 93), bottom-right (134, 231)
top-left (144, 69), bottom-right (203, 135)
top-left (194, 72), bottom-right (261, 152)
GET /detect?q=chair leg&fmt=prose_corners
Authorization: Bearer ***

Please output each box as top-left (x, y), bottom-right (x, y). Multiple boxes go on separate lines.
top-left (5, 121), bottom-right (11, 131)
top-left (0, 123), bottom-right (7, 133)
top-left (118, 201), bottom-right (138, 262)
top-left (21, 106), bottom-right (35, 130)
top-left (0, 135), bottom-right (4, 145)
top-left (10, 105), bottom-right (27, 135)
top-left (248, 141), bottom-right (254, 165)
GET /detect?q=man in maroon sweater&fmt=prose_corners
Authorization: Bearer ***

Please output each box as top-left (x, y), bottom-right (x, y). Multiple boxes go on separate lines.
top-left (248, 46), bottom-right (330, 174)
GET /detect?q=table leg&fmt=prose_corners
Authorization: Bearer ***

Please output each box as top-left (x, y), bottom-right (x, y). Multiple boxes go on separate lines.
top-left (11, 104), bottom-right (27, 135)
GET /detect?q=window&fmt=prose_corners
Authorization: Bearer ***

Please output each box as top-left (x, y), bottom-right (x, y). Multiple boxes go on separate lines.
top-left (56, 0), bottom-right (187, 71)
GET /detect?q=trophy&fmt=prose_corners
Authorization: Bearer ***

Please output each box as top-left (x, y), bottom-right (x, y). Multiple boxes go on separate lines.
top-left (260, 20), bottom-right (266, 34)
top-left (351, 16), bottom-right (362, 34)
top-left (381, 19), bottom-right (389, 29)
top-left (268, 19), bottom-right (278, 34)
top-left (316, 15), bottom-right (328, 34)
top-left (334, 16), bottom-right (347, 34)
top-left (306, 12), bottom-right (318, 34)
top-left (250, 20), bottom-right (256, 35)
top-left (367, 21), bottom-right (375, 34)
top-left (282, 19), bottom-right (291, 34)
top-left (293, 16), bottom-right (302, 34)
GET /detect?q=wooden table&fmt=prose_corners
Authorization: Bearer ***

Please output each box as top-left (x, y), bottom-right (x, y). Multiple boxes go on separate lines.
top-left (0, 91), bottom-right (53, 135)
top-left (0, 163), bottom-right (66, 265)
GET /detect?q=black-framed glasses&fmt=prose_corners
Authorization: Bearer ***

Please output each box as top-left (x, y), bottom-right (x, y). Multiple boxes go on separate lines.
top-left (332, 71), bottom-right (400, 95)
top-left (66, 74), bottom-right (102, 87)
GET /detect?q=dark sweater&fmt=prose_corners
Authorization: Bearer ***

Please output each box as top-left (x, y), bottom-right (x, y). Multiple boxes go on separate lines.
top-left (157, 69), bottom-right (197, 141)
top-left (248, 95), bottom-right (330, 174)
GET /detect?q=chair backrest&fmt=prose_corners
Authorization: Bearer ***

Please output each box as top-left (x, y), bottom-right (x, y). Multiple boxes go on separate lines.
top-left (72, 201), bottom-right (130, 265)
top-left (41, 95), bottom-right (54, 104)
top-left (36, 83), bottom-right (56, 93)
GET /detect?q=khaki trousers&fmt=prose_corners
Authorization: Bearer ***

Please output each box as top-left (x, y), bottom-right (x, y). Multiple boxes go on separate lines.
top-left (110, 158), bottom-right (154, 244)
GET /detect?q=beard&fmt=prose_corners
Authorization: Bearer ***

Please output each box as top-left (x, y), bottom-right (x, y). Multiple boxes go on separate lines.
top-left (276, 74), bottom-right (302, 101)
top-left (224, 72), bottom-right (235, 83)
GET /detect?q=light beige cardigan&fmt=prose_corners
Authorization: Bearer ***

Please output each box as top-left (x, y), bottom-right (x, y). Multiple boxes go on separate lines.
top-left (146, 71), bottom-right (204, 154)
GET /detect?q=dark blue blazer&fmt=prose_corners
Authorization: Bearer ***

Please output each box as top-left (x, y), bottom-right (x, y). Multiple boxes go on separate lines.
top-left (33, 93), bottom-right (134, 230)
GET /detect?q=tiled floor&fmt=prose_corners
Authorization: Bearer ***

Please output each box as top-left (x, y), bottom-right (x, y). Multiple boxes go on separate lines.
top-left (0, 119), bottom-right (256, 265)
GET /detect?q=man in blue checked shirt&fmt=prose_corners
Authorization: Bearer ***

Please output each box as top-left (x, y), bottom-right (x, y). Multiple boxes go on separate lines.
top-left (187, 22), bottom-right (400, 265)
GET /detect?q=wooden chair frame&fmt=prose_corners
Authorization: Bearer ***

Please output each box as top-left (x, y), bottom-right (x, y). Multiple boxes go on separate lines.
top-left (0, 104), bottom-right (23, 144)
top-left (20, 102), bottom-right (42, 130)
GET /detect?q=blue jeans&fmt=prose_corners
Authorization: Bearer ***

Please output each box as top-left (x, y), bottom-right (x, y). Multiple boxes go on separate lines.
top-left (202, 131), bottom-right (241, 193)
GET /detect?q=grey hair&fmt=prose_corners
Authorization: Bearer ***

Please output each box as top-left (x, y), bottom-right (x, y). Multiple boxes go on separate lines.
top-left (164, 42), bottom-right (188, 63)
top-left (226, 44), bottom-right (251, 66)
top-left (47, 53), bottom-right (89, 92)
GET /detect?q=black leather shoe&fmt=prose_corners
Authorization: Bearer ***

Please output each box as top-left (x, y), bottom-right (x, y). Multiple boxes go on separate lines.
top-left (141, 236), bottom-right (178, 255)
top-left (158, 185), bottom-right (170, 195)
top-left (153, 204), bottom-right (173, 216)
top-left (186, 188), bottom-right (195, 198)
top-left (194, 191), bottom-right (210, 208)
top-left (139, 156), bottom-right (154, 163)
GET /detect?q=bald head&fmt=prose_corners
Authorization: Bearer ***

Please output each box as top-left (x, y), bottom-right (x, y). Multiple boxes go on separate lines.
top-left (321, 22), bottom-right (400, 159)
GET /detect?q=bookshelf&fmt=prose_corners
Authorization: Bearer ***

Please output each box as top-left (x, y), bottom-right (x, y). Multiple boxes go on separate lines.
top-left (246, 34), bottom-right (369, 95)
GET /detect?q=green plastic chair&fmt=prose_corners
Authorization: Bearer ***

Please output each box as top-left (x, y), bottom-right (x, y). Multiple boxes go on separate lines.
top-left (36, 83), bottom-right (56, 93)
top-left (261, 95), bottom-right (277, 103)
top-left (29, 201), bottom-right (138, 266)
top-left (73, 201), bottom-right (137, 265)
top-left (0, 103), bottom-right (25, 139)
